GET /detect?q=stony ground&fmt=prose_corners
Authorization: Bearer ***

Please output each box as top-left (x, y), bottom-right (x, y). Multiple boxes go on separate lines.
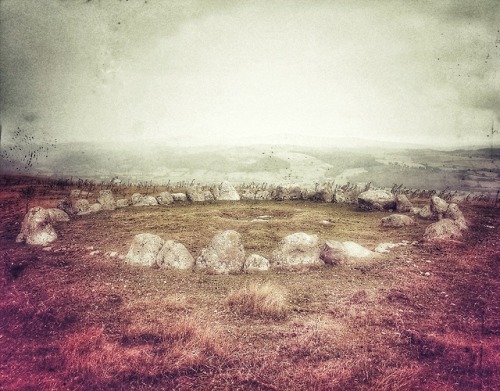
top-left (1, 184), bottom-right (499, 390)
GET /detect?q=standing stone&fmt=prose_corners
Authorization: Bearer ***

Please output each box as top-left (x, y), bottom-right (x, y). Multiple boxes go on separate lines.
top-left (430, 196), bottom-right (449, 217)
top-left (186, 187), bottom-right (205, 202)
top-left (16, 207), bottom-right (58, 246)
top-left (125, 233), bottom-right (164, 266)
top-left (216, 181), bottom-right (240, 201)
top-left (156, 240), bottom-right (195, 270)
top-left (195, 230), bottom-right (245, 274)
top-left (97, 190), bottom-right (116, 210)
top-left (156, 191), bottom-right (174, 205)
top-left (444, 203), bottom-right (468, 230)
top-left (271, 232), bottom-right (322, 268)
top-left (396, 194), bottom-right (413, 212)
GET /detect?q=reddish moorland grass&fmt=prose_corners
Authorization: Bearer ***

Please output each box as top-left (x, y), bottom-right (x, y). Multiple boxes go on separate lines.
top-left (0, 182), bottom-right (499, 390)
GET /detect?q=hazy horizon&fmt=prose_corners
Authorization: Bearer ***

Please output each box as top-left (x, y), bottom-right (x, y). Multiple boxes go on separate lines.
top-left (1, 1), bottom-right (499, 150)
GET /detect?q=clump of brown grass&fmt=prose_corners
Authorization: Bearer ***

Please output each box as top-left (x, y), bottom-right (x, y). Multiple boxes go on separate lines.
top-left (60, 316), bottom-right (227, 389)
top-left (226, 282), bottom-right (288, 319)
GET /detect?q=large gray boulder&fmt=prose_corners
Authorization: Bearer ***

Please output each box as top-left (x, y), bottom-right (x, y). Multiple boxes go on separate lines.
top-left (125, 233), bottom-right (164, 266)
top-left (423, 219), bottom-right (462, 242)
top-left (445, 203), bottom-right (468, 230)
top-left (243, 254), bottom-right (270, 272)
top-left (115, 199), bottom-right (131, 208)
top-left (171, 193), bottom-right (187, 202)
top-left (216, 181), bottom-right (240, 201)
top-left (16, 207), bottom-right (59, 245)
top-left (156, 240), bottom-right (195, 270)
top-left (46, 208), bottom-right (70, 222)
top-left (381, 214), bottom-right (416, 228)
top-left (97, 190), bottom-right (116, 210)
top-left (342, 241), bottom-right (376, 258)
top-left (271, 232), bottom-right (322, 268)
top-left (74, 199), bottom-right (91, 214)
top-left (195, 230), bottom-right (246, 274)
top-left (131, 193), bottom-right (158, 206)
top-left (358, 190), bottom-right (396, 211)
top-left (186, 187), bottom-right (205, 202)
top-left (156, 191), bottom-right (174, 205)
top-left (430, 196), bottom-right (449, 217)
top-left (396, 194), bottom-right (413, 212)
top-left (320, 240), bottom-right (348, 265)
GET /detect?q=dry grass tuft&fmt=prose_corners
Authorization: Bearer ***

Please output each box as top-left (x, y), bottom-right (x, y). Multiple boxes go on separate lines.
top-left (61, 317), bottom-right (227, 389)
top-left (226, 282), bottom-right (288, 319)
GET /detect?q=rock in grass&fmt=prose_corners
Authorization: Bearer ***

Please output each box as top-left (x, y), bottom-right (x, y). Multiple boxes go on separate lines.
top-left (115, 199), bottom-right (131, 208)
top-left (156, 240), bottom-right (195, 270)
top-left (216, 181), bottom-right (240, 201)
top-left (171, 193), bottom-right (187, 202)
top-left (358, 190), bottom-right (396, 211)
top-left (445, 203), bottom-right (468, 230)
top-left (131, 193), bottom-right (158, 206)
top-left (16, 207), bottom-right (58, 246)
top-left (195, 230), bottom-right (245, 274)
top-left (423, 219), bottom-right (462, 242)
top-left (89, 203), bottom-right (102, 213)
top-left (156, 191), bottom-right (174, 205)
top-left (430, 196), bottom-right (449, 217)
top-left (126, 233), bottom-right (164, 266)
top-left (97, 190), bottom-right (116, 210)
top-left (74, 199), bottom-right (91, 214)
top-left (342, 241), bottom-right (375, 258)
top-left (244, 254), bottom-right (270, 272)
top-left (186, 187), bottom-right (206, 202)
top-left (271, 232), bottom-right (322, 268)
top-left (395, 194), bottom-right (413, 212)
top-left (381, 214), bottom-right (416, 228)
top-left (320, 240), bottom-right (348, 265)
top-left (46, 208), bottom-right (70, 222)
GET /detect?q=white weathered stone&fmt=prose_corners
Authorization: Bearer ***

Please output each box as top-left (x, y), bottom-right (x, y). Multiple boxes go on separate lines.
top-left (271, 232), bottom-right (322, 267)
top-left (156, 191), bottom-right (174, 205)
top-left (216, 181), bottom-right (240, 201)
top-left (320, 240), bottom-right (348, 265)
top-left (97, 190), bottom-right (116, 210)
top-left (342, 241), bottom-right (375, 258)
top-left (156, 240), bottom-right (195, 270)
top-left (243, 254), bottom-right (270, 272)
top-left (125, 233), bottom-right (164, 266)
top-left (358, 190), bottom-right (396, 211)
top-left (171, 193), bottom-right (187, 202)
top-left (423, 219), bottom-right (462, 242)
top-left (396, 194), bottom-right (413, 212)
top-left (16, 207), bottom-right (58, 246)
top-left (46, 208), bottom-right (70, 222)
top-left (115, 199), bottom-right (131, 208)
top-left (195, 230), bottom-right (245, 274)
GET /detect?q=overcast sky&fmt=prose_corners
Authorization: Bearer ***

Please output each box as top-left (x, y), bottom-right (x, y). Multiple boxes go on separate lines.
top-left (1, 0), bottom-right (499, 148)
